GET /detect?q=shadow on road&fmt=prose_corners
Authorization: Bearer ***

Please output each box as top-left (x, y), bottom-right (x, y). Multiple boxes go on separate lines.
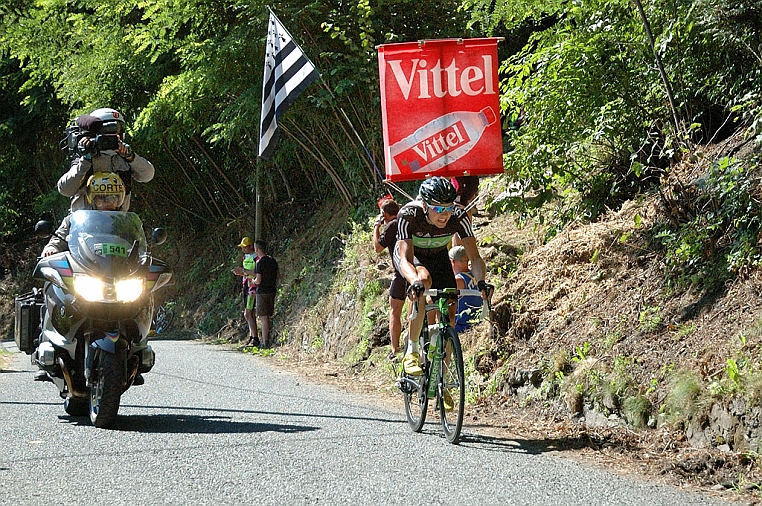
top-left (458, 430), bottom-right (611, 456)
top-left (50, 402), bottom-right (398, 434)
top-left (59, 412), bottom-right (320, 435)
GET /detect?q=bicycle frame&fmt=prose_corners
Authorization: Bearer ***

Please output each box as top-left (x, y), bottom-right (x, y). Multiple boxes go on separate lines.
top-left (395, 291), bottom-right (455, 396)
top-left (399, 287), bottom-right (487, 444)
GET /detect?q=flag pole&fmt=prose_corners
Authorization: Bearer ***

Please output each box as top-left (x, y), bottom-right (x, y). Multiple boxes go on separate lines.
top-left (255, 157), bottom-right (262, 240)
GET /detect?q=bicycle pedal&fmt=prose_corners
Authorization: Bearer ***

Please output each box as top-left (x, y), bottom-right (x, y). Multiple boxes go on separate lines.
top-left (395, 377), bottom-right (413, 394)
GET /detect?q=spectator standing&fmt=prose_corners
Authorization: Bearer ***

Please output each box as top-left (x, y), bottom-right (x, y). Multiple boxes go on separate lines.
top-left (252, 240), bottom-right (279, 348)
top-left (372, 198), bottom-right (407, 359)
top-left (232, 237), bottom-right (259, 346)
top-left (449, 245), bottom-right (483, 333)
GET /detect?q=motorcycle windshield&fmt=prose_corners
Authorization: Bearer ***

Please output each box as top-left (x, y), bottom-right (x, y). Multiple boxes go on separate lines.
top-left (68, 210), bottom-right (147, 276)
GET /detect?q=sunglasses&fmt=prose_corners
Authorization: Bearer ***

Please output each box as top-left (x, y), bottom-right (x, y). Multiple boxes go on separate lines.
top-left (427, 204), bottom-right (454, 214)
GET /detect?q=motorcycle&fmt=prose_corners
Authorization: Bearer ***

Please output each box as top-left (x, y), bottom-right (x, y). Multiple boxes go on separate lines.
top-left (16, 209), bottom-right (172, 428)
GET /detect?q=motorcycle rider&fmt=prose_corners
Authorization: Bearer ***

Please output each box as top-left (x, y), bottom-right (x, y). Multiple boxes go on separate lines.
top-left (42, 172), bottom-right (126, 257)
top-left (58, 107), bottom-right (153, 212)
top-left (37, 171), bottom-right (152, 387)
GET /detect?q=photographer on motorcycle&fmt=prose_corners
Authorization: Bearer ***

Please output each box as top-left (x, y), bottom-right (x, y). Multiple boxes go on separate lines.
top-left (42, 172), bottom-right (126, 257)
top-left (58, 107), bottom-right (153, 212)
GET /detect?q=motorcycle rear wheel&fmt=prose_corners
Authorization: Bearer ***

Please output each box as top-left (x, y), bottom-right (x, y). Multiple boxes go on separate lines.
top-left (89, 349), bottom-right (124, 428)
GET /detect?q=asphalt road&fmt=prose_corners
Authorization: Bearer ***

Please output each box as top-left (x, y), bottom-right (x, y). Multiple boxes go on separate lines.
top-left (0, 338), bottom-right (728, 506)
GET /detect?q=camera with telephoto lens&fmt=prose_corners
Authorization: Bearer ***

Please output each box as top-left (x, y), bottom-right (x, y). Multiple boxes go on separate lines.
top-left (59, 114), bottom-right (121, 156)
top-left (95, 134), bottom-right (120, 151)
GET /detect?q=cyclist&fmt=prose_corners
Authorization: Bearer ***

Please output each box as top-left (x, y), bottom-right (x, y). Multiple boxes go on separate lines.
top-left (393, 176), bottom-right (490, 375)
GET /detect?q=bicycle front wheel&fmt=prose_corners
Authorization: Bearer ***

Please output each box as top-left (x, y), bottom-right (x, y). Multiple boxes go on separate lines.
top-left (440, 328), bottom-right (465, 444)
top-left (404, 355), bottom-right (429, 432)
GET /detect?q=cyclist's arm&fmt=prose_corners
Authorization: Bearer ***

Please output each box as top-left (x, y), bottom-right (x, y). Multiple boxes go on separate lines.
top-left (396, 238), bottom-right (420, 289)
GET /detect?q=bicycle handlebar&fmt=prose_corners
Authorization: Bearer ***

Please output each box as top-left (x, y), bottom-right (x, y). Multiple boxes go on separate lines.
top-left (422, 288), bottom-right (482, 298)
top-left (409, 288), bottom-right (493, 321)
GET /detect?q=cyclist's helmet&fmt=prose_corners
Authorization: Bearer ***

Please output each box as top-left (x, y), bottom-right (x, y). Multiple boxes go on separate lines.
top-left (86, 172), bottom-right (126, 210)
top-left (89, 107), bottom-right (126, 136)
top-left (419, 176), bottom-right (457, 205)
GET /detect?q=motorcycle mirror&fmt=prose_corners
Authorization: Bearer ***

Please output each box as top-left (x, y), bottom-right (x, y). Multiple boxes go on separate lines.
top-left (151, 228), bottom-right (167, 246)
top-left (35, 220), bottom-right (53, 237)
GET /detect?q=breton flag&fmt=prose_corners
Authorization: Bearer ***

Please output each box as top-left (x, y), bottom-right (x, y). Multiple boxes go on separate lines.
top-left (258, 11), bottom-right (320, 160)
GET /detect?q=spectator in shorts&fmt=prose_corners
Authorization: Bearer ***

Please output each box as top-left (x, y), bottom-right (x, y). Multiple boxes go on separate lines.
top-left (373, 197), bottom-right (408, 359)
top-left (252, 240), bottom-right (279, 348)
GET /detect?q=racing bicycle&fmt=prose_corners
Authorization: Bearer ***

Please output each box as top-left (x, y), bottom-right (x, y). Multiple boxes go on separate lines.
top-left (396, 286), bottom-right (492, 444)
top-left (151, 302), bottom-right (175, 334)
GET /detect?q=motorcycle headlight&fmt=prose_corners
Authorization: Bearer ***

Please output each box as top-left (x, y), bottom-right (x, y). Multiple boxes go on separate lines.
top-left (73, 275), bottom-right (145, 302)
top-left (115, 278), bottom-right (144, 302)
top-left (74, 275), bottom-right (105, 301)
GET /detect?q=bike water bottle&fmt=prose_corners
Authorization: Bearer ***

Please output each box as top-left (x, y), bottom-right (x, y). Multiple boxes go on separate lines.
top-left (427, 333), bottom-right (441, 399)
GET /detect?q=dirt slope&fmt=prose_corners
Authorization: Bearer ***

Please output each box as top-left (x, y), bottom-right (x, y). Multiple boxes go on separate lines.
top-left (260, 133), bottom-right (762, 503)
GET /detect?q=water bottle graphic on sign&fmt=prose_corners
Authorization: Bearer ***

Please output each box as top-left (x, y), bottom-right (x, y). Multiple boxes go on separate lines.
top-left (390, 106), bottom-right (497, 175)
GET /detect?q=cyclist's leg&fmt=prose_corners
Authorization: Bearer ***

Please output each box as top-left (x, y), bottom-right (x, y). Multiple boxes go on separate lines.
top-left (406, 264), bottom-right (431, 348)
top-left (400, 264), bottom-right (431, 374)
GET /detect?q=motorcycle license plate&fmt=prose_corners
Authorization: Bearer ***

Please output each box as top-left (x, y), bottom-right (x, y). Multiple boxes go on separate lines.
top-left (94, 242), bottom-right (128, 257)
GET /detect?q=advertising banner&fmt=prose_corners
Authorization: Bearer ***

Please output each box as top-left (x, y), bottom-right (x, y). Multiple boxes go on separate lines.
top-left (377, 38), bottom-right (504, 182)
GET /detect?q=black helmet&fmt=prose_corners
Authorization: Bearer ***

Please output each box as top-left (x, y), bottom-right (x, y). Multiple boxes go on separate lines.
top-left (419, 176), bottom-right (457, 205)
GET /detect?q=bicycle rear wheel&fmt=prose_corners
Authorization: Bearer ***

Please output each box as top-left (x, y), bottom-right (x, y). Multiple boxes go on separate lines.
top-left (404, 353), bottom-right (429, 432)
top-left (440, 328), bottom-right (465, 444)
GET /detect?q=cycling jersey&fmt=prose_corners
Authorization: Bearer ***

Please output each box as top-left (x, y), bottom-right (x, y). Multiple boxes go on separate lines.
top-left (394, 200), bottom-right (474, 290)
top-left (396, 201), bottom-right (474, 252)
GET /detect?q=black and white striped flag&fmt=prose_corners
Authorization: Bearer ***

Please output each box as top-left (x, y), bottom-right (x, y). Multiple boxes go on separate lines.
top-left (259, 12), bottom-right (319, 160)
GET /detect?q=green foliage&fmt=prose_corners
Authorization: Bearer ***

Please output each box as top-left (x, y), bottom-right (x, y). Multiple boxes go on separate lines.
top-left (472, 0), bottom-right (762, 240)
top-left (663, 370), bottom-right (706, 424)
top-left (638, 306), bottom-right (662, 332)
top-left (571, 341), bottom-right (591, 362)
top-left (345, 337), bottom-right (370, 366)
top-left (655, 157), bottom-right (762, 291)
top-left (480, 0), bottom-right (670, 230)
top-left (622, 394), bottom-right (652, 429)
top-left (672, 323), bottom-right (696, 339)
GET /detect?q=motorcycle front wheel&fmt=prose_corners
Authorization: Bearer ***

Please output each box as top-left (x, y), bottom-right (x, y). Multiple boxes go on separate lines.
top-left (89, 349), bottom-right (124, 428)
top-left (64, 396), bottom-right (89, 417)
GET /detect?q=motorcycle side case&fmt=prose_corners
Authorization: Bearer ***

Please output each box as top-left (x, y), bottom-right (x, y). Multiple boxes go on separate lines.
top-left (14, 290), bottom-right (43, 355)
